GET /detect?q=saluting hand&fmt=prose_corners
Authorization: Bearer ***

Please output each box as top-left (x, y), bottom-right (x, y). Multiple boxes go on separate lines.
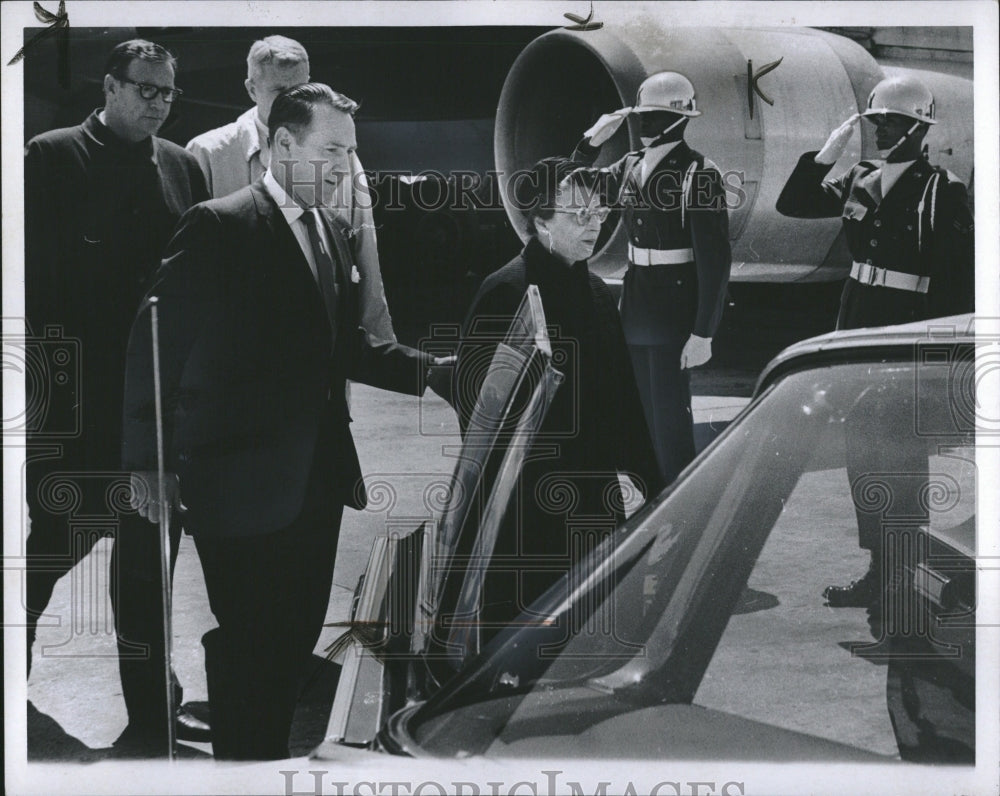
top-left (815, 113), bottom-right (861, 165)
top-left (584, 109), bottom-right (632, 147)
top-left (130, 471), bottom-right (184, 524)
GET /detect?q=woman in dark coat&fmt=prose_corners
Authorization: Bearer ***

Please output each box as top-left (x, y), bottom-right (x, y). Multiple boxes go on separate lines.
top-left (454, 157), bottom-right (665, 635)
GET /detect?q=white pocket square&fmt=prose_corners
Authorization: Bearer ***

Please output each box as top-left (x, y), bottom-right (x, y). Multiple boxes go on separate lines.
top-left (350, 266), bottom-right (361, 284)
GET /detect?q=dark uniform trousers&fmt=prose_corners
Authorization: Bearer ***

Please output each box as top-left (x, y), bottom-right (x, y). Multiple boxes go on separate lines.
top-left (577, 141), bottom-right (731, 484)
top-left (777, 150), bottom-right (974, 560)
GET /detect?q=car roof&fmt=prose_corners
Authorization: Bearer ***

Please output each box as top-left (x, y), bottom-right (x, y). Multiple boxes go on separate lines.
top-left (755, 313), bottom-right (976, 396)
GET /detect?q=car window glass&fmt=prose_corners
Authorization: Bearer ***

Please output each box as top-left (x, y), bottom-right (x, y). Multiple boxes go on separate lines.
top-left (409, 353), bottom-right (976, 762)
top-left (694, 361), bottom-right (975, 756)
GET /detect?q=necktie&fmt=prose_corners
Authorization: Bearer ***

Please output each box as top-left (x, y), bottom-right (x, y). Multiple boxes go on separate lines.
top-left (300, 210), bottom-right (340, 344)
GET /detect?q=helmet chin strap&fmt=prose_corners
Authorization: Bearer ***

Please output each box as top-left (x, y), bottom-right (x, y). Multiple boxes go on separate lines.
top-left (880, 120), bottom-right (922, 161)
top-left (640, 115), bottom-right (687, 148)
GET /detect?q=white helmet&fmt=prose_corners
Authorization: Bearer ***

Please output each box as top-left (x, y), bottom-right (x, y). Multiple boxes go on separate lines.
top-left (633, 71), bottom-right (701, 117)
top-left (862, 75), bottom-right (937, 125)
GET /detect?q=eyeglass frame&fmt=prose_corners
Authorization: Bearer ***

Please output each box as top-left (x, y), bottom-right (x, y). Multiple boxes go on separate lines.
top-left (549, 205), bottom-right (612, 226)
top-left (118, 78), bottom-right (184, 103)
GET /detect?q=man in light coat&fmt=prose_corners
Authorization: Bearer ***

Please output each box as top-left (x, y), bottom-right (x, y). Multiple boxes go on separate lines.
top-left (186, 35), bottom-right (395, 341)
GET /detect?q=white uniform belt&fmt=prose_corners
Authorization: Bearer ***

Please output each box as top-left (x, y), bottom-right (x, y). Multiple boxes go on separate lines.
top-left (850, 261), bottom-right (930, 294)
top-left (628, 245), bottom-right (695, 266)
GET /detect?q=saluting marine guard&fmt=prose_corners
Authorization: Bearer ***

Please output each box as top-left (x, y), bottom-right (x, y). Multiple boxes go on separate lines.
top-left (777, 74), bottom-right (974, 331)
top-left (575, 71), bottom-right (732, 484)
top-left (777, 74), bottom-right (974, 608)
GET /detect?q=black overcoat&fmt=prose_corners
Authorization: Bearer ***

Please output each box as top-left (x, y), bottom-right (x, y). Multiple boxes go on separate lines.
top-left (454, 238), bottom-right (664, 628)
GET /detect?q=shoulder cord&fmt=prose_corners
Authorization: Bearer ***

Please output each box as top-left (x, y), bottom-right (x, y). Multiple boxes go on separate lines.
top-left (916, 171), bottom-right (941, 253)
top-left (680, 160), bottom-right (699, 229)
top-left (618, 153), bottom-right (643, 206)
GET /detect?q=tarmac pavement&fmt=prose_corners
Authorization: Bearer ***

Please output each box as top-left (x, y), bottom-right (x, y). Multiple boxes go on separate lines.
top-left (21, 282), bottom-right (842, 761)
top-left (23, 386), bottom-right (750, 760)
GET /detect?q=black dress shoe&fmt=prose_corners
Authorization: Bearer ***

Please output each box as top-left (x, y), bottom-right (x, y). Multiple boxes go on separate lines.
top-left (176, 702), bottom-right (211, 742)
top-left (823, 566), bottom-right (882, 607)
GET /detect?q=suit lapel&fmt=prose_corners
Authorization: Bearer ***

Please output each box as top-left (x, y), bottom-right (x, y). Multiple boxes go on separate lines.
top-left (249, 181), bottom-right (330, 332)
top-left (316, 208), bottom-right (357, 333)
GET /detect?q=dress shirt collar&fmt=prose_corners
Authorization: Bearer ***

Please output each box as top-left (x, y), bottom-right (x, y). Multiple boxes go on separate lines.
top-left (263, 168), bottom-right (307, 225)
top-left (264, 169), bottom-right (331, 285)
top-left (83, 109), bottom-right (157, 163)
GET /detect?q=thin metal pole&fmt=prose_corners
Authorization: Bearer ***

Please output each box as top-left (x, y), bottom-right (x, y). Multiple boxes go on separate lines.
top-left (149, 296), bottom-right (177, 760)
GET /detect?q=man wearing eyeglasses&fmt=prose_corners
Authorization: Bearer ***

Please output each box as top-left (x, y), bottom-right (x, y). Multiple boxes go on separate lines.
top-left (24, 39), bottom-right (207, 756)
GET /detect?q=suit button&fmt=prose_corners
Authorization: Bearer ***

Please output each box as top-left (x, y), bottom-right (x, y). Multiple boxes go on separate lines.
top-left (906, 224), bottom-right (914, 231)
top-left (866, 259), bottom-right (873, 265)
top-left (636, 218), bottom-right (643, 225)
top-left (873, 220), bottom-right (881, 228)
top-left (870, 240), bottom-right (878, 247)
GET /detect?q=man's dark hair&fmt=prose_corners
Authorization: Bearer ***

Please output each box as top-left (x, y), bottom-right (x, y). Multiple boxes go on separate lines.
top-left (517, 156), bottom-right (602, 235)
top-left (104, 39), bottom-right (177, 82)
top-left (268, 83), bottom-right (359, 145)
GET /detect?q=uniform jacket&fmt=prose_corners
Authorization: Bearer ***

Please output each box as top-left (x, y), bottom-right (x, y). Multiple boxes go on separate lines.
top-left (576, 139), bottom-right (732, 344)
top-left (121, 180), bottom-right (429, 538)
top-left (25, 110), bottom-right (208, 467)
top-left (186, 108), bottom-right (396, 341)
top-left (453, 238), bottom-right (665, 623)
top-left (777, 151), bottom-right (974, 327)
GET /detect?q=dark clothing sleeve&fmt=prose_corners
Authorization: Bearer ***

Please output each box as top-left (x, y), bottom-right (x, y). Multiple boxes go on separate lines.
top-left (689, 167), bottom-right (732, 338)
top-left (348, 328), bottom-right (431, 396)
top-left (122, 201), bottom-right (430, 474)
top-left (187, 159), bottom-right (211, 207)
top-left (927, 178), bottom-right (975, 318)
top-left (453, 280), bottom-right (524, 435)
top-left (571, 138), bottom-right (601, 166)
top-left (24, 139), bottom-right (60, 336)
top-left (776, 151), bottom-right (847, 219)
top-left (122, 203), bottom-right (223, 473)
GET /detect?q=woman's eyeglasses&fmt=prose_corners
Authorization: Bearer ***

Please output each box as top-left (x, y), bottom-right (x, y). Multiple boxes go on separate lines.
top-left (551, 205), bottom-right (612, 226)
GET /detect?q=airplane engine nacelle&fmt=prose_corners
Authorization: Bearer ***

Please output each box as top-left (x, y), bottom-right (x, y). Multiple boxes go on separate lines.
top-left (495, 24), bottom-right (972, 283)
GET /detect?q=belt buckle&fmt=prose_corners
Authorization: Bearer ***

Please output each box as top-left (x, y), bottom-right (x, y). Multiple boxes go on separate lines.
top-left (865, 265), bottom-right (881, 287)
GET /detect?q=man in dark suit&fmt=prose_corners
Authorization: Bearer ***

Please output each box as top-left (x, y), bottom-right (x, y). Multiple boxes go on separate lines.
top-left (122, 83), bottom-right (446, 760)
top-left (23, 38), bottom-right (208, 753)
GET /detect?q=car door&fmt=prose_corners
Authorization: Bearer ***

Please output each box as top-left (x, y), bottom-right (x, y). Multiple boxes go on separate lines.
top-left (325, 286), bottom-right (564, 745)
